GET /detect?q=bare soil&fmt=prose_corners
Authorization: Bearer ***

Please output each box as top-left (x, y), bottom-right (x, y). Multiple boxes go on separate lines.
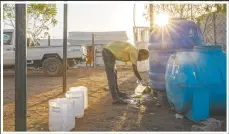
top-left (3, 67), bottom-right (226, 131)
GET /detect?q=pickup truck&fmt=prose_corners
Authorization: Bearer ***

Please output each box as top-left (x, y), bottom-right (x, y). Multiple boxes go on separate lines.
top-left (3, 29), bottom-right (84, 77)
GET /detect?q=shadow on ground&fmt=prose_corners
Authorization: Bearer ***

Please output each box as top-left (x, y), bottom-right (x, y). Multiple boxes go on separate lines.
top-left (3, 68), bottom-right (226, 132)
top-left (3, 67), bottom-right (103, 105)
top-left (70, 73), bottom-right (196, 131)
top-left (36, 71), bottom-right (216, 131)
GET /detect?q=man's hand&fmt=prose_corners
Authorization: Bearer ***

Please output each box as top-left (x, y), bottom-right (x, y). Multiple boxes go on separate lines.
top-left (139, 80), bottom-right (147, 86)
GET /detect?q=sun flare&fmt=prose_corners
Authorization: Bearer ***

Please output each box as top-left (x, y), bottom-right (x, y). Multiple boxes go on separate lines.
top-left (154, 13), bottom-right (169, 27)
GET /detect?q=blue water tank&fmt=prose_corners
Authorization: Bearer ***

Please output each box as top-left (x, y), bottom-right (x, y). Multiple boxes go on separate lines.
top-left (149, 19), bottom-right (204, 91)
top-left (165, 45), bottom-right (226, 122)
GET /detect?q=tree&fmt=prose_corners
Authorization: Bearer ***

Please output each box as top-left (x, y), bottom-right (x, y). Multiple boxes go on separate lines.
top-left (3, 4), bottom-right (58, 46)
top-left (143, 4), bottom-right (226, 22)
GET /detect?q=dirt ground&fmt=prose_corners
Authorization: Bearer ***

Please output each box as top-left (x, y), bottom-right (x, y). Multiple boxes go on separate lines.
top-left (3, 66), bottom-right (226, 131)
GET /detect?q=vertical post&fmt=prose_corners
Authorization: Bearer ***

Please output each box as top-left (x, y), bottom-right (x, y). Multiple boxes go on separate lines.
top-left (213, 12), bottom-right (216, 45)
top-left (48, 35), bottom-right (50, 46)
top-left (63, 3), bottom-right (68, 93)
top-left (191, 4), bottom-right (193, 20)
top-left (92, 34), bottom-right (95, 68)
top-left (162, 4), bottom-right (165, 49)
top-left (133, 4), bottom-right (136, 27)
top-left (133, 27), bottom-right (136, 45)
top-left (162, 4), bottom-right (165, 12)
top-left (15, 4), bottom-right (27, 131)
top-left (162, 27), bottom-right (164, 49)
top-left (149, 4), bottom-right (154, 29)
top-left (133, 4), bottom-right (136, 45)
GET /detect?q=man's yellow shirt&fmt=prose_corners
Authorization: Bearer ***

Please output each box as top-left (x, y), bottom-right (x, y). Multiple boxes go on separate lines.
top-left (104, 41), bottom-right (138, 65)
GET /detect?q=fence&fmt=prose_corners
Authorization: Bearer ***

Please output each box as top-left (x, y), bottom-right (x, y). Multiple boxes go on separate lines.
top-left (133, 26), bottom-right (151, 43)
top-left (198, 12), bottom-right (227, 51)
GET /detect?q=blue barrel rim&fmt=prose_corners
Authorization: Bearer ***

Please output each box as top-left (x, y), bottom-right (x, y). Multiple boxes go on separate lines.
top-left (194, 45), bottom-right (222, 49)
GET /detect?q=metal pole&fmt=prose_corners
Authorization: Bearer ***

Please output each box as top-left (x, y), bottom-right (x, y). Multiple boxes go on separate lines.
top-left (15, 4), bottom-right (27, 131)
top-left (63, 3), bottom-right (68, 93)
top-left (133, 4), bottom-right (136, 27)
top-left (133, 4), bottom-right (136, 44)
top-left (92, 34), bottom-right (95, 68)
top-left (133, 27), bottom-right (136, 45)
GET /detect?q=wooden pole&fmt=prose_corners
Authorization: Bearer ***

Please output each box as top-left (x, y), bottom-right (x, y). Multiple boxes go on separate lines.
top-left (149, 4), bottom-right (154, 29)
top-left (92, 34), bottom-right (95, 68)
top-left (191, 4), bottom-right (193, 20)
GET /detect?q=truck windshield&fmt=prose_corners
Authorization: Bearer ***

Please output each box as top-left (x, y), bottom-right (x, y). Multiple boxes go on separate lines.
top-left (3, 32), bottom-right (13, 45)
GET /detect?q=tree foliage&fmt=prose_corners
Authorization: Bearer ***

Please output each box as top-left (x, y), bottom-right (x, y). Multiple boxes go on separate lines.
top-left (143, 4), bottom-right (226, 22)
top-left (3, 4), bottom-right (58, 45)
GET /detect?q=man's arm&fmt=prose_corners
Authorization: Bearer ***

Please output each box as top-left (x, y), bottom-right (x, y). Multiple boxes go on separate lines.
top-left (132, 63), bottom-right (142, 81)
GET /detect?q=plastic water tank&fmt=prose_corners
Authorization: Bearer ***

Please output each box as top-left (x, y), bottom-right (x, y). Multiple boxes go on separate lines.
top-left (49, 98), bottom-right (75, 131)
top-left (149, 19), bottom-right (204, 91)
top-left (70, 86), bottom-right (88, 109)
top-left (65, 90), bottom-right (84, 118)
top-left (165, 45), bottom-right (226, 122)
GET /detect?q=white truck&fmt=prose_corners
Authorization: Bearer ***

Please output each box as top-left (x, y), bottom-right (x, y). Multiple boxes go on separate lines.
top-left (3, 29), bottom-right (84, 77)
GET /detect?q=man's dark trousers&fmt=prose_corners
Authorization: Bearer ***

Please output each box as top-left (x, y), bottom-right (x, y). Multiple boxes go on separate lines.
top-left (102, 48), bottom-right (121, 101)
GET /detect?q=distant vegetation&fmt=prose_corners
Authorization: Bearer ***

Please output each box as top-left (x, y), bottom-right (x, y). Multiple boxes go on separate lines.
top-left (3, 4), bottom-right (58, 44)
top-left (143, 4), bottom-right (226, 23)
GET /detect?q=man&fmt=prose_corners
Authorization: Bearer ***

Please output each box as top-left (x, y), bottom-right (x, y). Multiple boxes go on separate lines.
top-left (102, 41), bottom-right (149, 105)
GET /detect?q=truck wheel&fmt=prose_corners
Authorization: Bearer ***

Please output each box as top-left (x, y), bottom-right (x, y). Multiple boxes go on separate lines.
top-left (42, 57), bottom-right (63, 77)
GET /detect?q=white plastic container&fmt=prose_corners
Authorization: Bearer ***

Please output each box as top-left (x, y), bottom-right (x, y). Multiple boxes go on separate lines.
top-left (65, 90), bottom-right (84, 118)
top-left (49, 98), bottom-right (75, 131)
top-left (135, 84), bottom-right (147, 96)
top-left (69, 86), bottom-right (88, 109)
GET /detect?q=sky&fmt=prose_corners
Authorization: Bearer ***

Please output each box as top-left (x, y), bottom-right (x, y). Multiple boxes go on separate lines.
top-left (4, 3), bottom-right (149, 43)
top-left (49, 3), bottom-right (149, 43)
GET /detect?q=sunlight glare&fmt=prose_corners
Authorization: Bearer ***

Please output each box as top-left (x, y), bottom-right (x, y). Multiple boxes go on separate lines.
top-left (154, 13), bottom-right (169, 27)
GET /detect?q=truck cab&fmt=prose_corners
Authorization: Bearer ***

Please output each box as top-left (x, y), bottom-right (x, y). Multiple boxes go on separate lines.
top-left (3, 29), bottom-right (84, 77)
top-left (3, 29), bottom-right (16, 66)
top-left (3, 29), bottom-right (35, 67)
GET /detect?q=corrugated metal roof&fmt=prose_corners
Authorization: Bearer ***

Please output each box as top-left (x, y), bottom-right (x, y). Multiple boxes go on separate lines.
top-left (68, 40), bottom-right (124, 46)
top-left (37, 39), bottom-right (72, 46)
top-left (68, 31), bottom-right (128, 41)
top-left (31, 31), bottom-right (129, 46)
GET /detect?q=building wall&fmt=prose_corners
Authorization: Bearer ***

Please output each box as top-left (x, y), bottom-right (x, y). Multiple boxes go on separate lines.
top-left (69, 31), bottom-right (128, 66)
top-left (94, 44), bottom-right (126, 66)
